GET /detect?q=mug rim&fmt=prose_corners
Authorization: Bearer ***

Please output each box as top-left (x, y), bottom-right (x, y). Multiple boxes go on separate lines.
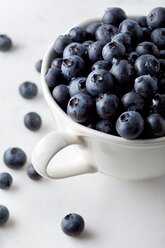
top-left (41, 19), bottom-right (165, 147)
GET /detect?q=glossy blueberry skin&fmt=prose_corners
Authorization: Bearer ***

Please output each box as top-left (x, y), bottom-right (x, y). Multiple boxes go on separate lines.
top-left (119, 19), bottom-right (143, 44)
top-left (91, 60), bottom-right (110, 71)
top-left (61, 55), bottom-right (85, 80)
top-left (27, 164), bottom-right (42, 180)
top-left (0, 173), bottom-right (13, 190)
top-left (147, 7), bottom-right (165, 29)
top-left (4, 147), bottom-right (26, 169)
top-left (0, 205), bottom-right (9, 225)
top-left (96, 120), bottom-right (115, 134)
top-left (86, 22), bottom-right (101, 38)
top-left (53, 35), bottom-right (72, 55)
top-left (24, 112), bottom-right (42, 131)
top-left (121, 91), bottom-right (145, 112)
top-left (95, 24), bottom-right (118, 43)
top-left (160, 50), bottom-right (165, 59)
top-left (69, 77), bottom-right (87, 96)
top-left (151, 28), bottom-right (165, 49)
top-left (45, 67), bottom-right (62, 88)
top-left (102, 41), bottom-right (125, 64)
top-left (135, 42), bottom-right (159, 57)
top-left (88, 41), bottom-right (105, 63)
top-left (86, 69), bottom-right (115, 97)
top-left (63, 42), bottom-right (87, 59)
top-left (68, 27), bottom-right (87, 43)
top-left (116, 111), bottom-right (144, 139)
top-left (35, 59), bottom-right (42, 73)
top-left (127, 52), bottom-right (139, 64)
top-left (102, 7), bottom-right (127, 27)
top-left (142, 27), bottom-right (152, 41)
top-left (67, 93), bottom-right (94, 123)
top-left (82, 40), bottom-right (93, 48)
top-left (146, 113), bottom-right (165, 138)
top-left (112, 33), bottom-right (132, 52)
top-left (96, 93), bottom-right (120, 120)
top-left (150, 94), bottom-right (165, 118)
top-left (137, 16), bottom-right (147, 27)
top-left (134, 75), bottom-right (158, 99)
top-left (61, 213), bottom-right (85, 236)
top-left (0, 35), bottom-right (12, 52)
top-left (19, 81), bottom-right (38, 99)
top-left (51, 58), bottom-right (63, 69)
top-left (135, 54), bottom-right (160, 76)
top-left (52, 84), bottom-right (70, 105)
top-left (110, 60), bottom-right (136, 90)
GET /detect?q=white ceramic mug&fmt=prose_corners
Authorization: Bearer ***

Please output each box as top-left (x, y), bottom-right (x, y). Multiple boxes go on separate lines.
top-left (32, 20), bottom-right (165, 181)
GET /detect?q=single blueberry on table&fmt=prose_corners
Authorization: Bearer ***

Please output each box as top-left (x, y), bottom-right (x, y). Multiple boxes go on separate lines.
top-left (69, 77), bottom-right (87, 96)
top-left (116, 111), bottom-right (144, 140)
top-left (68, 27), bottom-right (87, 43)
top-left (86, 69), bottom-right (115, 97)
top-left (88, 41), bottom-right (105, 63)
top-left (52, 84), bottom-right (70, 106)
top-left (19, 81), bottom-right (38, 99)
top-left (121, 91), bottom-right (145, 112)
top-left (63, 42), bottom-right (87, 59)
top-left (0, 35), bottom-right (12, 52)
top-left (45, 67), bottom-right (62, 88)
top-left (61, 55), bottom-right (85, 80)
top-left (151, 28), bottom-right (165, 49)
top-left (67, 93), bottom-right (94, 123)
top-left (96, 93), bottom-right (120, 120)
top-left (112, 33), bottom-right (132, 52)
top-left (0, 205), bottom-right (9, 225)
top-left (35, 59), bottom-right (42, 73)
top-left (146, 113), bottom-right (165, 138)
top-left (150, 94), bottom-right (165, 118)
top-left (135, 54), bottom-right (160, 76)
top-left (96, 119), bottom-right (115, 134)
top-left (4, 147), bottom-right (26, 169)
top-left (102, 7), bottom-right (127, 27)
top-left (95, 24), bottom-right (118, 43)
top-left (86, 22), bottom-right (101, 39)
top-left (0, 173), bottom-right (13, 190)
top-left (137, 16), bottom-right (147, 27)
top-left (135, 41), bottom-right (159, 57)
top-left (102, 41), bottom-right (125, 64)
top-left (51, 58), bottom-right (63, 69)
top-left (91, 60), bottom-right (110, 71)
top-left (147, 7), bottom-right (165, 29)
top-left (24, 112), bottom-right (42, 131)
top-left (27, 164), bottom-right (42, 180)
top-left (53, 35), bottom-right (72, 55)
top-left (61, 213), bottom-right (85, 236)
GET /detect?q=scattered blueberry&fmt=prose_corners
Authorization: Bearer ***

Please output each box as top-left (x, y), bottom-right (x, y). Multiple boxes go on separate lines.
top-left (51, 58), bottom-right (63, 69)
top-left (0, 205), bottom-right (9, 225)
top-left (146, 113), bottom-right (165, 137)
top-left (35, 59), bottom-right (42, 73)
top-left (69, 27), bottom-right (87, 43)
top-left (45, 67), bottom-right (62, 88)
top-left (147, 7), bottom-right (165, 29)
top-left (61, 213), bottom-right (85, 236)
top-left (134, 75), bottom-right (158, 98)
top-left (53, 35), bottom-right (72, 55)
top-left (96, 119), bottom-right (115, 134)
top-left (19, 81), bottom-right (38, 99)
top-left (135, 54), bottom-right (160, 76)
top-left (52, 84), bottom-right (70, 105)
top-left (102, 7), bottom-right (127, 27)
top-left (26, 164), bottom-right (42, 180)
top-left (69, 77), bottom-right (87, 96)
top-left (24, 112), bottom-right (42, 131)
top-left (95, 24), bottom-right (118, 43)
top-left (4, 147), bottom-right (26, 169)
top-left (0, 173), bottom-right (13, 190)
top-left (102, 41), bottom-right (125, 64)
top-left (0, 35), bottom-right (12, 52)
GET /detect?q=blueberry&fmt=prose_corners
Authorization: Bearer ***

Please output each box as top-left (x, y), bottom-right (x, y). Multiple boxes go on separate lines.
top-left (159, 78), bottom-right (165, 93)
top-left (35, 59), bottom-right (42, 73)
top-left (116, 111), bottom-right (144, 139)
top-left (61, 55), bottom-right (85, 80)
top-left (27, 164), bottom-right (42, 180)
top-left (19, 81), bottom-right (38, 99)
top-left (135, 41), bottom-right (159, 57)
top-left (121, 91), bottom-right (144, 112)
top-left (110, 60), bottom-right (136, 90)
top-left (151, 28), bottom-right (165, 49)
top-left (127, 52), bottom-right (139, 64)
top-left (91, 60), bottom-right (110, 71)
top-left (102, 7), bottom-right (127, 27)
top-left (45, 67), bottom-right (62, 88)
top-left (160, 50), bottom-right (165, 59)
top-left (67, 93), bottom-right (94, 123)
top-left (142, 27), bottom-right (152, 41)
top-left (150, 94), bottom-right (165, 118)
top-left (24, 112), bottom-right (42, 131)
top-left (0, 205), bottom-right (9, 225)
top-left (135, 54), bottom-right (160, 76)
top-left (68, 27), bottom-right (87, 43)
top-left (159, 59), bottom-right (165, 71)
top-left (52, 84), bottom-right (70, 105)
top-left (0, 35), bottom-right (12, 52)
top-left (119, 19), bottom-right (143, 44)
top-left (102, 41), bottom-right (125, 64)
top-left (112, 33), bottom-right (132, 51)
top-left (61, 213), bottom-right (85, 236)
top-left (95, 24), bottom-right (118, 43)
top-left (86, 69), bottom-right (115, 97)
top-left (147, 7), bottom-right (165, 29)
top-left (96, 120), bottom-right (115, 134)
top-left (53, 35), bottom-right (72, 55)
top-left (4, 147), bottom-right (26, 169)
top-left (69, 77), bottom-right (87, 96)
top-left (146, 113), bottom-right (165, 138)
top-left (82, 40), bottom-right (94, 48)
top-left (96, 93), bottom-right (120, 120)
top-left (51, 58), bottom-right (63, 69)
top-left (63, 42), bottom-right (87, 59)
top-left (137, 16), bottom-right (147, 27)
top-left (0, 173), bottom-right (13, 190)
top-left (134, 75), bottom-right (158, 98)
top-left (86, 22), bottom-right (101, 38)
top-left (87, 41), bottom-right (105, 63)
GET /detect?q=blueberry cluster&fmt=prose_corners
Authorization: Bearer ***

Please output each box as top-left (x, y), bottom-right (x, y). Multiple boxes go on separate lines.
top-left (45, 7), bottom-right (165, 140)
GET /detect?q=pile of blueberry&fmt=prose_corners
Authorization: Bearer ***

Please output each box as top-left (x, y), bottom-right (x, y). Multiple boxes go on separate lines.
top-left (45, 7), bottom-right (165, 140)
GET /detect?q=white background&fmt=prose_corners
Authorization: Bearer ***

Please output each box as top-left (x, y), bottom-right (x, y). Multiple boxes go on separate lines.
top-left (0, 0), bottom-right (165, 247)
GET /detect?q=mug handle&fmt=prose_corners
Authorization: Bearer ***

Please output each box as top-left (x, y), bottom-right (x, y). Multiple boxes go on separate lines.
top-left (32, 131), bottom-right (97, 179)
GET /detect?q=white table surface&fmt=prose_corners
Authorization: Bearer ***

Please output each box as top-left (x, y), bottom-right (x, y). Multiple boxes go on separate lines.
top-left (0, 0), bottom-right (165, 247)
